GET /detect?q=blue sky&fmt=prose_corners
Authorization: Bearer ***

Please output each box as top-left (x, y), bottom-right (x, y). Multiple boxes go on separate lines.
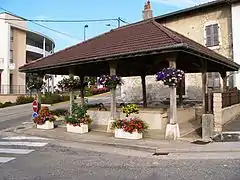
top-left (0, 0), bottom-right (211, 51)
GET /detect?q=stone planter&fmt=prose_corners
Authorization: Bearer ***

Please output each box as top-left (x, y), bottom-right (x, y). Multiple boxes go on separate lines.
top-left (37, 121), bottom-right (54, 130)
top-left (66, 124), bottom-right (88, 134)
top-left (114, 129), bottom-right (143, 140)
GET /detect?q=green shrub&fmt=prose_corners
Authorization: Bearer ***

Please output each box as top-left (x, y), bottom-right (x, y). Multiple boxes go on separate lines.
top-left (41, 93), bottom-right (70, 104)
top-left (16, 95), bottom-right (34, 105)
top-left (50, 109), bottom-right (68, 116)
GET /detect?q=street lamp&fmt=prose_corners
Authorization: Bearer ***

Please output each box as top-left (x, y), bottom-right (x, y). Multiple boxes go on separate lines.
top-left (84, 24), bottom-right (88, 41)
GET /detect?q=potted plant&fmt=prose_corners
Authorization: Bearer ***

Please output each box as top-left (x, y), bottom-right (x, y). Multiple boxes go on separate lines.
top-left (112, 104), bottom-right (148, 139)
top-left (65, 103), bottom-right (92, 134)
top-left (33, 106), bottom-right (56, 129)
top-left (156, 68), bottom-right (184, 87)
top-left (98, 75), bottom-right (122, 89)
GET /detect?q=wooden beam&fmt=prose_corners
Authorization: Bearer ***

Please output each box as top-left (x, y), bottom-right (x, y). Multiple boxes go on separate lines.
top-left (141, 74), bottom-right (147, 108)
top-left (79, 75), bottom-right (85, 105)
top-left (220, 71), bottom-right (227, 92)
top-left (202, 68), bottom-right (207, 114)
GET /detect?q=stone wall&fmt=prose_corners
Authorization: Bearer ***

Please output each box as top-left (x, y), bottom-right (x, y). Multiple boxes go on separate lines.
top-left (213, 93), bottom-right (240, 133)
top-left (120, 73), bottom-right (203, 103)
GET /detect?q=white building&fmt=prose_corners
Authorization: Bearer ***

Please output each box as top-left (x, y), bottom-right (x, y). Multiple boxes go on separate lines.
top-left (0, 12), bottom-right (56, 94)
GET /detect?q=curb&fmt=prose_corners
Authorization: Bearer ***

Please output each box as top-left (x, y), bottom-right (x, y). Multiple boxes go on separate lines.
top-left (11, 130), bottom-right (157, 153)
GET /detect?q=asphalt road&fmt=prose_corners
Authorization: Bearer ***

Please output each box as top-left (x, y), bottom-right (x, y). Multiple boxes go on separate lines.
top-left (0, 94), bottom-right (111, 131)
top-left (0, 136), bottom-right (239, 180)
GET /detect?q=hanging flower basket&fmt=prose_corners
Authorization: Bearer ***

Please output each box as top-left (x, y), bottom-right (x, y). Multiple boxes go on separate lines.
top-left (57, 76), bottom-right (83, 91)
top-left (156, 68), bottom-right (184, 87)
top-left (98, 75), bottom-right (122, 89)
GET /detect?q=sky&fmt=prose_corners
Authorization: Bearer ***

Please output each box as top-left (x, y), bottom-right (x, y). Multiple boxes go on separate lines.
top-left (0, 0), bottom-right (213, 51)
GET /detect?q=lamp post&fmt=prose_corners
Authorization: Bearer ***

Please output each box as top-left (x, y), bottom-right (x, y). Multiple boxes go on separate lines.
top-left (84, 24), bottom-right (88, 41)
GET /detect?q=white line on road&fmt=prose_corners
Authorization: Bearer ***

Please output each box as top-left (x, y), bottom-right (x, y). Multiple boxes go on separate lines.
top-left (0, 148), bottom-right (34, 154)
top-left (2, 136), bottom-right (49, 140)
top-left (0, 141), bottom-right (48, 147)
top-left (0, 157), bottom-right (15, 163)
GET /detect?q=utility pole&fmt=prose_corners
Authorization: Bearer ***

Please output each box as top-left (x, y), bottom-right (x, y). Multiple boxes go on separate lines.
top-left (118, 17), bottom-right (121, 27)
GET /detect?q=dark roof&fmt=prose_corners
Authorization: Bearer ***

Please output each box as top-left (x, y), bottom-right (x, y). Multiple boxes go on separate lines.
top-left (19, 19), bottom-right (239, 72)
top-left (155, 0), bottom-right (239, 21)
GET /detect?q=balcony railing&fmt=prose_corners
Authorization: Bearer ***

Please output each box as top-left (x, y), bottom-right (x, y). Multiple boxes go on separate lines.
top-left (26, 45), bottom-right (52, 56)
top-left (0, 85), bottom-right (27, 95)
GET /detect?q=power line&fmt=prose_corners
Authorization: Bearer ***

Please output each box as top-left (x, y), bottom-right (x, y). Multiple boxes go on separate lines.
top-left (0, 6), bottom-right (81, 40)
top-left (0, 17), bottom-right (122, 23)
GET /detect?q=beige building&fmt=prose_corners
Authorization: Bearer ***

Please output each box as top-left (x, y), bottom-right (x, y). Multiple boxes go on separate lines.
top-left (0, 12), bottom-right (55, 94)
top-left (120, 0), bottom-right (239, 103)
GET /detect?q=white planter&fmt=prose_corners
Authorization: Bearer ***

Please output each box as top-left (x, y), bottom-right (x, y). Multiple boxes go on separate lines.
top-left (114, 129), bottom-right (143, 140)
top-left (37, 121), bottom-right (54, 130)
top-left (66, 124), bottom-right (88, 134)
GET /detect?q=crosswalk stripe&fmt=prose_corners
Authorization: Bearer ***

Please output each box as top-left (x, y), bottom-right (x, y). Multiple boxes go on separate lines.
top-left (0, 148), bottom-right (34, 154)
top-left (2, 136), bottom-right (49, 140)
top-left (0, 141), bottom-right (48, 147)
top-left (0, 157), bottom-right (15, 163)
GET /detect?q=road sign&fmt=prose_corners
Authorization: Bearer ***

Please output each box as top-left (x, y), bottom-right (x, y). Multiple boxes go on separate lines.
top-left (32, 112), bottom-right (38, 119)
top-left (32, 100), bottom-right (38, 112)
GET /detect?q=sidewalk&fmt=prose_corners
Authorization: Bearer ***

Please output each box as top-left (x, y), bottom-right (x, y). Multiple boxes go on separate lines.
top-left (4, 124), bottom-right (240, 154)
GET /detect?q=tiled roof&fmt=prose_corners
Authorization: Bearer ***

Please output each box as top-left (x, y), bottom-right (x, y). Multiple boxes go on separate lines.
top-left (19, 19), bottom-right (239, 72)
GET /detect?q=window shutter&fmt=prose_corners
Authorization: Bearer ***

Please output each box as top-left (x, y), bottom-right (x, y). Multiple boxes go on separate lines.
top-left (207, 72), bottom-right (214, 87)
top-left (213, 72), bottom-right (220, 88)
top-left (205, 25), bottom-right (212, 47)
top-left (213, 24), bottom-right (219, 46)
top-left (205, 24), bottom-right (219, 47)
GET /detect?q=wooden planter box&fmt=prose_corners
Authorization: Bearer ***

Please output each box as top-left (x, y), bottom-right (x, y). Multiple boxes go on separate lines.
top-left (114, 129), bottom-right (143, 140)
top-left (66, 124), bottom-right (88, 134)
top-left (37, 121), bottom-right (54, 130)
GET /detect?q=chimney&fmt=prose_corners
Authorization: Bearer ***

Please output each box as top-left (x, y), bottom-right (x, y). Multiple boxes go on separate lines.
top-left (142, 0), bottom-right (153, 20)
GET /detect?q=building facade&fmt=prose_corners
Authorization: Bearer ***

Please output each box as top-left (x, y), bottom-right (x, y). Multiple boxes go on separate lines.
top-left (0, 12), bottom-right (55, 94)
top-left (120, 0), bottom-right (240, 103)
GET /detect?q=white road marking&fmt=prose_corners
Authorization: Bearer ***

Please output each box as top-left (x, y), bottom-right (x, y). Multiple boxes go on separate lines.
top-left (0, 157), bottom-right (15, 163)
top-left (0, 141), bottom-right (48, 147)
top-left (0, 148), bottom-right (34, 154)
top-left (2, 136), bottom-right (49, 140)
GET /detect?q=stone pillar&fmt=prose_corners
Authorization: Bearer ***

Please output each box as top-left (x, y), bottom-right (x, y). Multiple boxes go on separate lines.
top-left (107, 61), bottom-right (117, 132)
top-left (165, 56), bottom-right (180, 140)
top-left (79, 75), bottom-right (85, 105)
top-left (202, 70), bottom-right (207, 113)
top-left (69, 69), bottom-right (74, 116)
top-left (213, 93), bottom-right (223, 133)
top-left (141, 74), bottom-right (147, 108)
top-left (202, 114), bottom-right (213, 141)
top-left (220, 72), bottom-right (227, 92)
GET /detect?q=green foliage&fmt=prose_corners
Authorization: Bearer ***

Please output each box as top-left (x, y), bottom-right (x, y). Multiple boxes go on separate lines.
top-left (57, 76), bottom-right (83, 91)
top-left (41, 94), bottom-right (70, 104)
top-left (16, 95), bottom-right (34, 105)
top-left (0, 101), bottom-right (15, 108)
top-left (122, 104), bottom-right (139, 117)
top-left (26, 73), bottom-right (44, 90)
top-left (65, 103), bottom-right (92, 126)
top-left (33, 106), bottom-right (55, 125)
top-left (50, 109), bottom-right (68, 116)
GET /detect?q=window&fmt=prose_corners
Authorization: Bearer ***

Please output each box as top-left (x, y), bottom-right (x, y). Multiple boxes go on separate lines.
top-left (207, 72), bottom-right (220, 89)
top-left (205, 24), bottom-right (219, 47)
top-left (10, 28), bottom-right (13, 41)
top-left (10, 50), bottom-right (13, 63)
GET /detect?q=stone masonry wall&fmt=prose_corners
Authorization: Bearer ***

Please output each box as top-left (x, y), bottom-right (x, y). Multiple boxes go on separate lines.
top-left (121, 73), bottom-right (203, 103)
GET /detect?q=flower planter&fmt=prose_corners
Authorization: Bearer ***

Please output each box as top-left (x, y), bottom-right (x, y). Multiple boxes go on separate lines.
top-left (66, 124), bottom-right (88, 134)
top-left (114, 129), bottom-right (143, 140)
top-left (37, 121), bottom-right (54, 130)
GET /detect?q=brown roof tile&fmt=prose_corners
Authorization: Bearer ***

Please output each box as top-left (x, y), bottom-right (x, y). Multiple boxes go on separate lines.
top-left (19, 19), bottom-right (239, 72)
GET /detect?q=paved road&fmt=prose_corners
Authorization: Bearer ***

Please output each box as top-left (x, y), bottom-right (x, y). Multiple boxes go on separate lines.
top-left (0, 135), bottom-right (239, 180)
top-left (0, 94), bottom-right (111, 131)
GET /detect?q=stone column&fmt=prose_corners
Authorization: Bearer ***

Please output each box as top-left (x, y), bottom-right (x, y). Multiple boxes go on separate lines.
top-left (107, 61), bottom-right (117, 132)
top-left (220, 72), bottom-right (227, 92)
top-left (213, 93), bottom-right (223, 133)
top-left (165, 56), bottom-right (180, 140)
top-left (141, 74), bottom-right (147, 108)
top-left (69, 69), bottom-right (74, 116)
top-left (79, 75), bottom-right (85, 106)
